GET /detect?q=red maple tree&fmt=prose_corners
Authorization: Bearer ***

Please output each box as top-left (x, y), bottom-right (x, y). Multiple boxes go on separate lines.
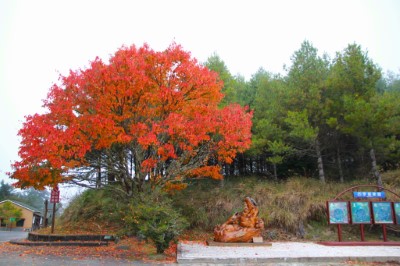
top-left (9, 43), bottom-right (252, 195)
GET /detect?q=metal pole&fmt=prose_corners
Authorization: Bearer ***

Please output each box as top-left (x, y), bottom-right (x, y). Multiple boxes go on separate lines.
top-left (382, 225), bottom-right (388, 242)
top-left (337, 224), bottom-right (342, 242)
top-left (51, 202), bottom-right (56, 234)
top-left (360, 224), bottom-right (365, 241)
top-left (43, 200), bottom-right (48, 227)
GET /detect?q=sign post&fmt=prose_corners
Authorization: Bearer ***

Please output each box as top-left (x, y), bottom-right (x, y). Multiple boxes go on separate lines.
top-left (43, 199), bottom-right (48, 227)
top-left (327, 201), bottom-right (350, 242)
top-left (50, 185), bottom-right (60, 234)
top-left (325, 185), bottom-right (400, 245)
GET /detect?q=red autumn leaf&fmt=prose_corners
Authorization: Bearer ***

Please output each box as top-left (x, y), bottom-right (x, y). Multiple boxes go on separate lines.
top-left (9, 43), bottom-right (253, 193)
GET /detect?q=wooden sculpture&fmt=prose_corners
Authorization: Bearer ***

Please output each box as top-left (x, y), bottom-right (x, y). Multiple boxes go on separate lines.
top-left (214, 197), bottom-right (264, 242)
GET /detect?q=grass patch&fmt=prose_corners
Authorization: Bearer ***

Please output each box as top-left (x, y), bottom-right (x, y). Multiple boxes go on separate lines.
top-left (48, 171), bottom-right (400, 245)
top-left (172, 173), bottom-right (400, 241)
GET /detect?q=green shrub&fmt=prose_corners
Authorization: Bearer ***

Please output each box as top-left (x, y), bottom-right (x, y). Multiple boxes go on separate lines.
top-left (123, 187), bottom-right (188, 253)
top-left (60, 186), bottom-right (127, 231)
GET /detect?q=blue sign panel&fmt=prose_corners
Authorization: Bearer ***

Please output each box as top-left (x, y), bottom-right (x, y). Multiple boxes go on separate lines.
top-left (328, 201), bottom-right (349, 224)
top-left (351, 202), bottom-right (371, 224)
top-left (372, 202), bottom-right (394, 224)
top-left (353, 191), bottom-right (385, 199)
top-left (394, 202), bottom-right (400, 224)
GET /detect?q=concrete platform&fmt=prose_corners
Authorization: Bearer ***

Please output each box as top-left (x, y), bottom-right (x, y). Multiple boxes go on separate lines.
top-left (206, 240), bottom-right (272, 247)
top-left (177, 241), bottom-right (400, 265)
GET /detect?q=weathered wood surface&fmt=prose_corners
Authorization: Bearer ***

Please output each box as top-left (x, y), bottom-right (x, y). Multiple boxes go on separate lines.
top-left (214, 197), bottom-right (264, 243)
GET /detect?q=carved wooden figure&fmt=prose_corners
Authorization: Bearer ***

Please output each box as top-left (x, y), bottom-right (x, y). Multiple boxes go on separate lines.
top-left (214, 197), bottom-right (264, 242)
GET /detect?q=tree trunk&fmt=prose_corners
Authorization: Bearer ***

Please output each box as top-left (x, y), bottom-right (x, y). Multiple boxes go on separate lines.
top-left (370, 147), bottom-right (383, 187)
top-left (337, 148), bottom-right (344, 183)
top-left (239, 154), bottom-right (245, 175)
top-left (96, 165), bottom-right (102, 188)
top-left (256, 156), bottom-right (261, 175)
top-left (107, 172), bottom-right (115, 183)
top-left (315, 138), bottom-right (325, 183)
top-left (230, 161), bottom-right (235, 176)
top-left (260, 156), bottom-right (266, 175)
top-left (272, 163), bottom-right (278, 181)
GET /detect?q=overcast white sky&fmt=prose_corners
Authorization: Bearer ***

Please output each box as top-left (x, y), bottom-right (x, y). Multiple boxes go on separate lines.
top-left (1, 0), bottom-right (399, 201)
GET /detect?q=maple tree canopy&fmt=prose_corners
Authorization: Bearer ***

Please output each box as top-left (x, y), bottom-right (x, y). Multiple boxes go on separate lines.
top-left (9, 43), bottom-right (252, 195)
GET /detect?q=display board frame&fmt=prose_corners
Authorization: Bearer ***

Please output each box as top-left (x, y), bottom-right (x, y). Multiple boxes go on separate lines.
top-left (327, 201), bottom-right (350, 224)
top-left (371, 202), bottom-right (394, 224)
top-left (393, 202), bottom-right (400, 225)
top-left (350, 201), bottom-right (372, 224)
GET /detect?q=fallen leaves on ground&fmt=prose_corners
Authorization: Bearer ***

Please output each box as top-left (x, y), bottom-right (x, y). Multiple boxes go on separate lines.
top-left (0, 227), bottom-right (214, 263)
top-left (0, 237), bottom-right (177, 264)
top-left (179, 229), bottom-right (213, 243)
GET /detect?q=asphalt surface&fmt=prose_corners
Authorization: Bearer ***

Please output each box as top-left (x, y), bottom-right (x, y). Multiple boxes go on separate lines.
top-left (0, 231), bottom-right (28, 242)
top-left (0, 253), bottom-right (157, 266)
top-left (0, 232), bottom-right (165, 265)
top-left (1, 235), bottom-right (400, 265)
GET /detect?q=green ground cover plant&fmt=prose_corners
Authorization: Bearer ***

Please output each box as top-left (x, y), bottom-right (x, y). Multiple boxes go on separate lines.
top-left (57, 171), bottom-right (400, 252)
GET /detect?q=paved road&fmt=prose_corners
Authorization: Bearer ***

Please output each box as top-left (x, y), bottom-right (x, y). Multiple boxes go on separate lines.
top-left (0, 231), bottom-right (28, 242)
top-left (0, 253), bottom-right (159, 266)
top-left (1, 238), bottom-right (399, 265)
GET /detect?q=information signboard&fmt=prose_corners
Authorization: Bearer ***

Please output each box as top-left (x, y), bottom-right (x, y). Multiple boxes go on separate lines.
top-left (328, 201), bottom-right (349, 224)
top-left (50, 186), bottom-right (60, 203)
top-left (353, 191), bottom-right (386, 199)
top-left (372, 202), bottom-right (394, 224)
top-left (350, 201), bottom-right (371, 224)
top-left (394, 202), bottom-right (400, 224)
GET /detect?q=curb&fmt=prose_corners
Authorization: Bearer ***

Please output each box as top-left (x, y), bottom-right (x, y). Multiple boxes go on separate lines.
top-left (178, 255), bottom-right (400, 265)
top-left (10, 239), bottom-right (109, 247)
top-left (177, 241), bottom-right (400, 265)
top-left (206, 240), bottom-right (272, 247)
top-left (28, 232), bottom-right (115, 242)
